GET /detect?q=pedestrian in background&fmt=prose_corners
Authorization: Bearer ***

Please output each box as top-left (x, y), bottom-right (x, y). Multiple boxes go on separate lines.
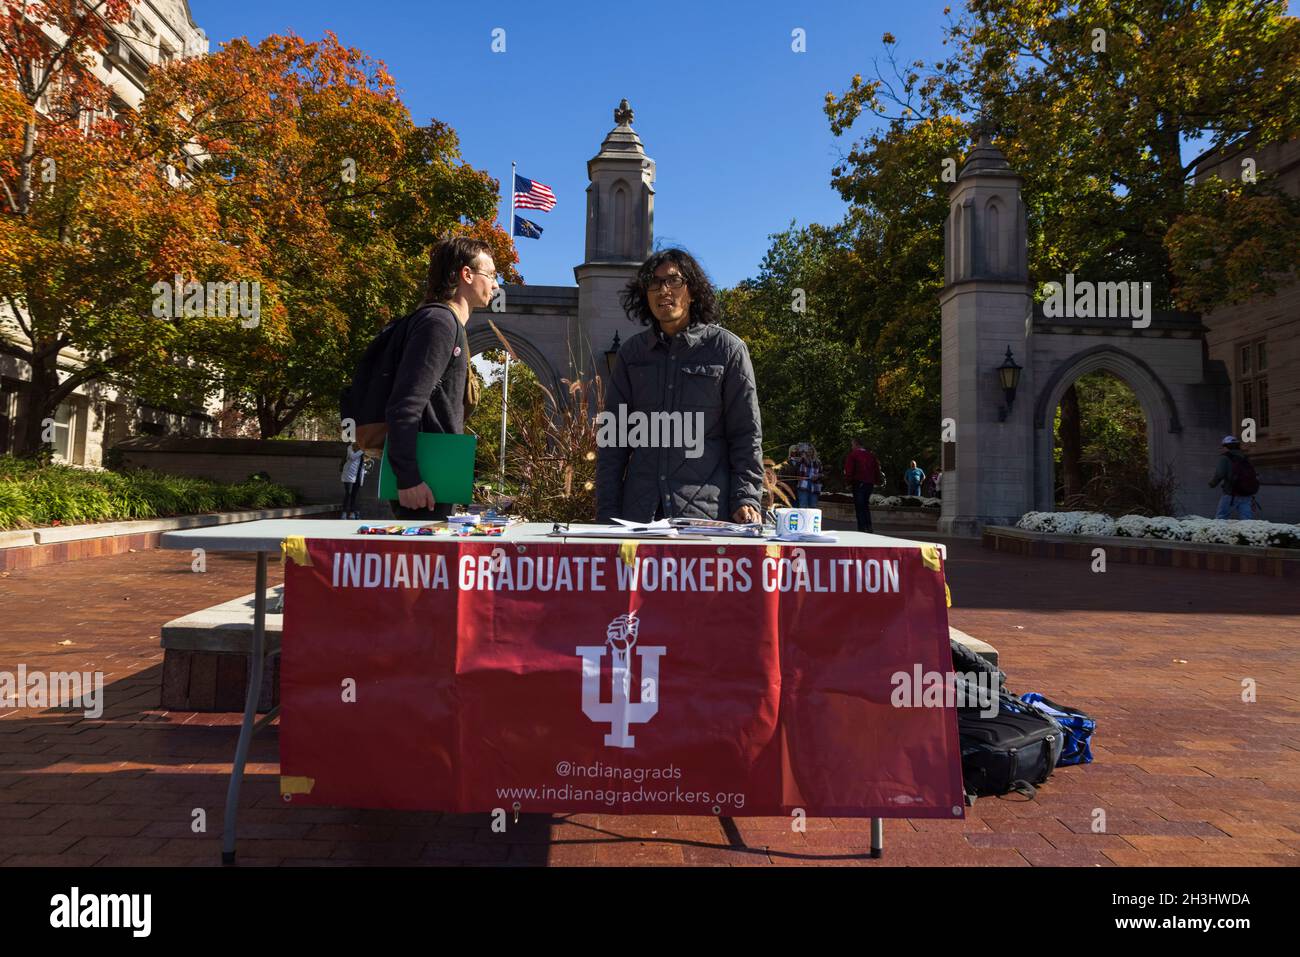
top-left (904, 460), bottom-right (926, 497)
top-left (797, 444), bottom-right (822, 508)
top-left (1209, 435), bottom-right (1260, 520)
top-left (340, 444), bottom-right (371, 520)
top-left (842, 436), bottom-right (881, 533)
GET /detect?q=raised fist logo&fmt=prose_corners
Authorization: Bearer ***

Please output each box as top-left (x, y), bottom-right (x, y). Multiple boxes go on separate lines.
top-left (605, 613), bottom-right (640, 661)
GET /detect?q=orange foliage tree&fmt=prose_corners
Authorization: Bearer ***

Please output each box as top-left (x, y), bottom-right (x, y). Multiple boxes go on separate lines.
top-left (148, 31), bottom-right (519, 438)
top-left (0, 0), bottom-right (236, 458)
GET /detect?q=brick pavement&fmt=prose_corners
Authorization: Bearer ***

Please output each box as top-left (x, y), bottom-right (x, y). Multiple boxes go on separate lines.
top-left (1, 531), bottom-right (1297, 867)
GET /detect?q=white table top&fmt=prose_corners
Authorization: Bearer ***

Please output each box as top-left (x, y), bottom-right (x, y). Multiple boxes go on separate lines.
top-left (160, 519), bottom-right (944, 558)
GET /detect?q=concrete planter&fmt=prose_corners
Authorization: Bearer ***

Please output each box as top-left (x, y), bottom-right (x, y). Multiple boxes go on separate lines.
top-left (983, 525), bottom-right (1299, 577)
top-left (115, 435), bottom-right (350, 505)
top-left (818, 499), bottom-right (940, 529)
top-left (0, 505), bottom-right (335, 571)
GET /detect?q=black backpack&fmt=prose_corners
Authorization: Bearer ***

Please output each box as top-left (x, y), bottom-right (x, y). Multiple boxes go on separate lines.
top-left (339, 312), bottom-right (412, 454)
top-left (339, 305), bottom-right (470, 455)
top-left (950, 639), bottom-right (1062, 800)
top-left (1228, 454), bottom-right (1260, 496)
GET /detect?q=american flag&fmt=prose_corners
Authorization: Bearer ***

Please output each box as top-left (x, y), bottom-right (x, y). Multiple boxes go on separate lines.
top-left (514, 173), bottom-right (556, 211)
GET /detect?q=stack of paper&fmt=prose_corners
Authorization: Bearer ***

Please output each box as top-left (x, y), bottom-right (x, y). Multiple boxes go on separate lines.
top-left (668, 518), bottom-right (764, 537)
top-left (558, 519), bottom-right (681, 539)
top-left (771, 531), bottom-right (840, 543)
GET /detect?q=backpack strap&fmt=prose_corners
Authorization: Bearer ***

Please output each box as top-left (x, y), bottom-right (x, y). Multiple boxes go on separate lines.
top-left (1008, 780), bottom-right (1037, 800)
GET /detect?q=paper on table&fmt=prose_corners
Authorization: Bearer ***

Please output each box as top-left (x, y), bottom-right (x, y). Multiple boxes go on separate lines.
top-left (668, 518), bottom-right (763, 537)
top-left (611, 518), bottom-right (674, 531)
top-left (557, 524), bottom-right (681, 538)
top-left (771, 532), bottom-right (840, 543)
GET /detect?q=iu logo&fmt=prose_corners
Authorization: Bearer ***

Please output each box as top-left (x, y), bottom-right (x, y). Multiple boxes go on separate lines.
top-left (576, 613), bottom-right (666, 748)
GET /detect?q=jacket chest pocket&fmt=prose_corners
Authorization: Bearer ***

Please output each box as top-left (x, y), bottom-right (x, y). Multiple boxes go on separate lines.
top-left (627, 362), bottom-right (662, 407)
top-left (678, 364), bottom-right (724, 408)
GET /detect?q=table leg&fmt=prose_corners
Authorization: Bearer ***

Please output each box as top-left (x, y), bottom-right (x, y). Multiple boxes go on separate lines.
top-left (222, 549), bottom-right (268, 865)
top-left (871, 818), bottom-right (883, 858)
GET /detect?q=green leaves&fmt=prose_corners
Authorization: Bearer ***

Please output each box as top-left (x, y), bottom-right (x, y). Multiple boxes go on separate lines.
top-left (0, 455), bottom-right (299, 529)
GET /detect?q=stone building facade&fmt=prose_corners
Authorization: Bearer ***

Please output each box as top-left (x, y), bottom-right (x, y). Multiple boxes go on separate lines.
top-left (0, 1), bottom-right (212, 465)
top-left (1193, 137), bottom-right (1300, 522)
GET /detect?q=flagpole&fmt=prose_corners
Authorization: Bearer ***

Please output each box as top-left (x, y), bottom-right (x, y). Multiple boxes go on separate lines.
top-left (498, 352), bottom-right (510, 493)
top-left (509, 160), bottom-right (516, 258)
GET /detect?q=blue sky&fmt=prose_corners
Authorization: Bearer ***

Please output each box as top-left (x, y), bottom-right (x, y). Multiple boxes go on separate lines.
top-left (188, 0), bottom-right (954, 289)
top-left (189, 1), bottom-right (1298, 290)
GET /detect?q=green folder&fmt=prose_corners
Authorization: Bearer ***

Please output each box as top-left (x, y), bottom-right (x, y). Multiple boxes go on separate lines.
top-left (377, 433), bottom-right (478, 503)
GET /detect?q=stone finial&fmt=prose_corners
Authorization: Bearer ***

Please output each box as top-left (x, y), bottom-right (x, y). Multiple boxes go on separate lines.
top-left (614, 98), bottom-right (634, 127)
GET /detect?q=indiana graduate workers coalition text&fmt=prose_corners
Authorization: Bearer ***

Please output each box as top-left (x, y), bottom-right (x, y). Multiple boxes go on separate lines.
top-left (330, 550), bottom-right (903, 594)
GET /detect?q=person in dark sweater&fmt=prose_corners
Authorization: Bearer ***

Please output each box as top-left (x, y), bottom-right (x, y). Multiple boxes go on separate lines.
top-left (842, 436), bottom-right (881, 533)
top-left (1209, 435), bottom-right (1256, 520)
top-left (388, 237), bottom-right (498, 519)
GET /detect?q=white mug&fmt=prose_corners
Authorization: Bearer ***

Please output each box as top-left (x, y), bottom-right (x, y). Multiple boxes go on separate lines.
top-left (774, 508), bottom-right (821, 537)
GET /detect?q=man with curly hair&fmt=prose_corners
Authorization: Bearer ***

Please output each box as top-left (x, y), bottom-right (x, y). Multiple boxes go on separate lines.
top-left (596, 248), bottom-right (764, 524)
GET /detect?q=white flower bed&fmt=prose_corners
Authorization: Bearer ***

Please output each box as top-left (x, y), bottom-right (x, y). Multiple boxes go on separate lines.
top-left (1017, 511), bottom-right (1300, 549)
top-left (870, 495), bottom-right (941, 508)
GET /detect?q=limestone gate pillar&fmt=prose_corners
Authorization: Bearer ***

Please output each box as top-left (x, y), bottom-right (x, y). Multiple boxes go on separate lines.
top-left (574, 99), bottom-right (655, 392)
top-left (939, 133), bottom-right (1034, 536)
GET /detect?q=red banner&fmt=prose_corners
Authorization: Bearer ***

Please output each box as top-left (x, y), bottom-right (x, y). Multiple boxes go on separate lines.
top-left (279, 538), bottom-right (965, 818)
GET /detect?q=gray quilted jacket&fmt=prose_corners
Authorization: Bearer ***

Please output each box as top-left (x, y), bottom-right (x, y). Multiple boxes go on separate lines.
top-left (595, 322), bottom-right (763, 523)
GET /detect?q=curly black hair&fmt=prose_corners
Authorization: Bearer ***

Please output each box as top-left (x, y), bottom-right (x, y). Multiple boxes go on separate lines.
top-left (619, 248), bottom-right (721, 329)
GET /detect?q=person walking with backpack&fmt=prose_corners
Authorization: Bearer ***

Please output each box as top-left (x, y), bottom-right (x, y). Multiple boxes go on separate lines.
top-left (1210, 435), bottom-right (1259, 520)
top-left (342, 237), bottom-right (497, 520)
top-left (842, 435), bottom-right (881, 533)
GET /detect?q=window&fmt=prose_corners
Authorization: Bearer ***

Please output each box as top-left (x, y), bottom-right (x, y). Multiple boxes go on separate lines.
top-left (130, 10), bottom-right (157, 40)
top-left (53, 400), bottom-right (73, 462)
top-left (1238, 337), bottom-right (1269, 430)
top-left (0, 379), bottom-right (18, 455)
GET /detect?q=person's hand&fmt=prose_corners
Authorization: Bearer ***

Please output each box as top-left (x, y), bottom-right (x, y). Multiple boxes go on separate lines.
top-left (732, 505), bottom-right (761, 524)
top-left (398, 482), bottom-right (436, 510)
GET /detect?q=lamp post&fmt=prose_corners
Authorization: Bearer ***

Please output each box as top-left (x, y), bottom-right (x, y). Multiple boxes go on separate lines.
top-left (996, 346), bottom-right (1022, 422)
top-left (604, 331), bottom-right (621, 376)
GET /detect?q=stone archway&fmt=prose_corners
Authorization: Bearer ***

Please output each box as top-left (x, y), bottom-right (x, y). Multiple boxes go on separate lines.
top-left (939, 132), bottom-right (1231, 534)
top-left (464, 323), bottom-right (566, 404)
top-left (1031, 345), bottom-right (1180, 512)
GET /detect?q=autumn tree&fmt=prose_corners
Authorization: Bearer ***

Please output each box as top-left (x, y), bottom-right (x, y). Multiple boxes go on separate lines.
top-left (0, 0), bottom-right (235, 458)
top-left (785, 0), bottom-right (1300, 486)
top-left (148, 32), bottom-right (520, 438)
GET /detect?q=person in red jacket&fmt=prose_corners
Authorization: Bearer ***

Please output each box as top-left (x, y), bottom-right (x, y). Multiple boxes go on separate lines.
top-left (843, 436), bottom-right (881, 533)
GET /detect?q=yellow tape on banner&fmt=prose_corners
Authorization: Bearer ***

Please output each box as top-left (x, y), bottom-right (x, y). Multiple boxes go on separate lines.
top-left (281, 536), bottom-right (311, 566)
top-left (920, 544), bottom-right (942, 572)
top-left (280, 775), bottom-right (315, 796)
top-left (765, 543), bottom-right (781, 559)
top-left (619, 540), bottom-right (638, 567)
top-left (946, 583), bottom-right (953, 608)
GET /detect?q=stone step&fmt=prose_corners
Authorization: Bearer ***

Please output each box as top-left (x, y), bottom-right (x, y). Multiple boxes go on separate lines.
top-left (949, 626), bottom-right (998, 667)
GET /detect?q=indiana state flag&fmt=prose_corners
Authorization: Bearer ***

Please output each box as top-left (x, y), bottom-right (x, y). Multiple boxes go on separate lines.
top-left (513, 215), bottom-right (544, 239)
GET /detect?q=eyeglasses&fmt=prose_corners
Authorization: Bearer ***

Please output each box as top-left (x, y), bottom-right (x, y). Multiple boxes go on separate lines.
top-left (646, 275), bottom-right (686, 292)
top-left (469, 269), bottom-right (498, 281)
